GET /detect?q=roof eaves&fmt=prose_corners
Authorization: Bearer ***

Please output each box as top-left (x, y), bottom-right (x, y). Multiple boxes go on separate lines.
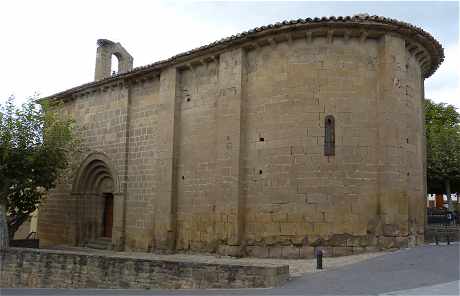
top-left (42, 15), bottom-right (444, 101)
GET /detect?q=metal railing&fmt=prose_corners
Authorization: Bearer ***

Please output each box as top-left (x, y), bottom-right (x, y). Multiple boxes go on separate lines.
top-left (26, 231), bottom-right (38, 240)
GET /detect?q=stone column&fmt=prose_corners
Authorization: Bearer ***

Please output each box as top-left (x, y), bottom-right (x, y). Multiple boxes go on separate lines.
top-left (214, 48), bottom-right (245, 255)
top-left (117, 85), bottom-right (131, 250)
top-left (376, 34), bottom-right (412, 248)
top-left (154, 67), bottom-right (179, 251)
top-left (412, 73), bottom-right (427, 245)
top-left (111, 192), bottom-right (123, 250)
top-left (70, 192), bottom-right (83, 246)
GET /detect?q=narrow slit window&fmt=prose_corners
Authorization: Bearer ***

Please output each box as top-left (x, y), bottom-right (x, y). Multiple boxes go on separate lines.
top-left (324, 115), bottom-right (335, 156)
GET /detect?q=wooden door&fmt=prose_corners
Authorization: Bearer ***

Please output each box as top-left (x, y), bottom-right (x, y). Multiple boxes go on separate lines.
top-left (103, 194), bottom-right (113, 237)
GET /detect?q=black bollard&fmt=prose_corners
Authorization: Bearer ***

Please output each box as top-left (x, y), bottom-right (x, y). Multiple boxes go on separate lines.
top-left (447, 234), bottom-right (450, 245)
top-left (316, 249), bottom-right (323, 270)
top-left (435, 235), bottom-right (439, 245)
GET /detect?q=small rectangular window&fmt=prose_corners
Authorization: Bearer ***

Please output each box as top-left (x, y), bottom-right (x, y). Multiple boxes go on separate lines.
top-left (324, 115), bottom-right (335, 156)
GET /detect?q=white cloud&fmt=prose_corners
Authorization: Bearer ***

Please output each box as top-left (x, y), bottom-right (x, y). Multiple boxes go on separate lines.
top-left (425, 43), bottom-right (460, 109)
top-left (0, 0), bottom-right (457, 110)
top-left (0, 0), bottom-right (238, 104)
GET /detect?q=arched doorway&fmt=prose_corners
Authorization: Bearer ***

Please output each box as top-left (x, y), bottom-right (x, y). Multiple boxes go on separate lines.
top-left (73, 153), bottom-right (116, 245)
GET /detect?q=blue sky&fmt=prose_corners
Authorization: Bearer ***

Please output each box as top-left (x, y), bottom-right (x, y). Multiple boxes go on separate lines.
top-left (0, 1), bottom-right (458, 107)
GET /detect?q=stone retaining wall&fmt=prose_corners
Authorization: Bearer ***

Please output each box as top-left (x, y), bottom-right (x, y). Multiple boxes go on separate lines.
top-left (0, 248), bottom-right (288, 289)
top-left (425, 225), bottom-right (460, 243)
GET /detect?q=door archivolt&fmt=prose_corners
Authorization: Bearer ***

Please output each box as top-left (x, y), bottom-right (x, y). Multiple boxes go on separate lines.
top-left (72, 152), bottom-right (117, 243)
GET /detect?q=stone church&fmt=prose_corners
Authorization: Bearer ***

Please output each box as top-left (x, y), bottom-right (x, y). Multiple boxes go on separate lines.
top-left (38, 15), bottom-right (443, 258)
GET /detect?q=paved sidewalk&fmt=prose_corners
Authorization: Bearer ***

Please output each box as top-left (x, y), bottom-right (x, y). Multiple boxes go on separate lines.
top-left (44, 244), bottom-right (387, 277)
top-left (2, 243), bottom-right (459, 295)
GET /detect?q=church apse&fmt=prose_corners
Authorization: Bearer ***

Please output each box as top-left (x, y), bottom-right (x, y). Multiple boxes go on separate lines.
top-left (38, 15), bottom-right (443, 257)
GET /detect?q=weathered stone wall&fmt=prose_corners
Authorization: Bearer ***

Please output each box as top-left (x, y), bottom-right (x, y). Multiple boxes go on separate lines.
top-left (0, 248), bottom-right (288, 289)
top-left (376, 35), bottom-right (426, 249)
top-left (39, 86), bottom-right (130, 249)
top-left (124, 78), bottom-right (161, 251)
top-left (240, 34), bottom-right (425, 257)
top-left (242, 37), bottom-right (381, 258)
top-left (174, 50), bottom-right (246, 254)
top-left (38, 19), bottom-right (432, 258)
top-left (175, 60), bottom-right (220, 251)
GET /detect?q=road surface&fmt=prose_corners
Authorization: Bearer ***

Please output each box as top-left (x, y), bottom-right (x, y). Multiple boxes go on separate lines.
top-left (2, 243), bottom-right (459, 295)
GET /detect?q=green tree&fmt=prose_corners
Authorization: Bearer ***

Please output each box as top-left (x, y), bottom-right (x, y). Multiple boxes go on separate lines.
top-left (0, 95), bottom-right (77, 249)
top-left (425, 98), bottom-right (460, 210)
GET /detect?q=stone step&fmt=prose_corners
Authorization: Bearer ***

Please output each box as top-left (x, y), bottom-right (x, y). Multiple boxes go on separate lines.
top-left (86, 242), bottom-right (111, 250)
top-left (85, 237), bottom-right (113, 250)
top-left (97, 237), bottom-right (112, 243)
